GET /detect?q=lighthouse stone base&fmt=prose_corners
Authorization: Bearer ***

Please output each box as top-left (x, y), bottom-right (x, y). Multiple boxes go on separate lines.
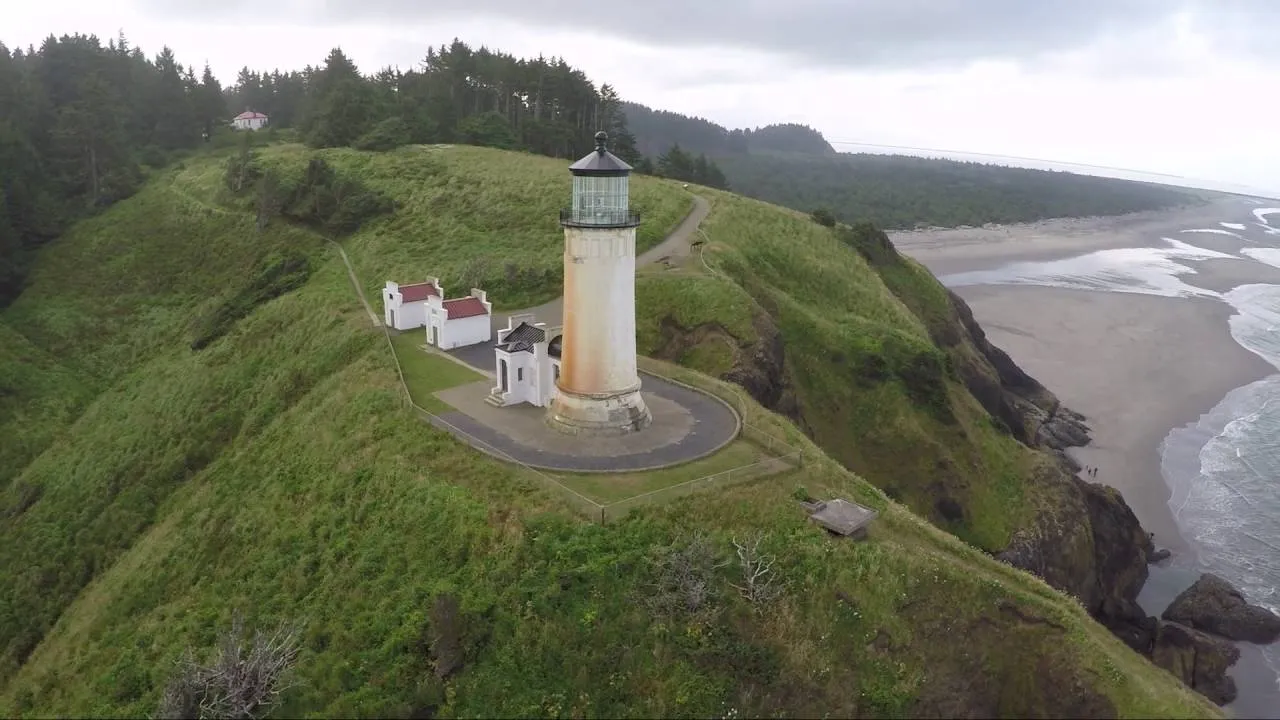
top-left (547, 384), bottom-right (652, 436)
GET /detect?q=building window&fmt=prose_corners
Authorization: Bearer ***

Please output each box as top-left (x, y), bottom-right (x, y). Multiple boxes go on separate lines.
top-left (517, 368), bottom-right (524, 382)
top-left (554, 364), bottom-right (560, 380)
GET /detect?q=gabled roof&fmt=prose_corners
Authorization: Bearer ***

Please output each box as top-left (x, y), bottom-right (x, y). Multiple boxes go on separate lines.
top-left (398, 282), bottom-right (439, 303)
top-left (443, 296), bottom-right (489, 319)
top-left (497, 321), bottom-right (546, 354)
top-left (234, 111), bottom-right (268, 120)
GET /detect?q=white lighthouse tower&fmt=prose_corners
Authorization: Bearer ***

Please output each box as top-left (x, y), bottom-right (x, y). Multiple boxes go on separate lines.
top-left (546, 131), bottom-right (653, 435)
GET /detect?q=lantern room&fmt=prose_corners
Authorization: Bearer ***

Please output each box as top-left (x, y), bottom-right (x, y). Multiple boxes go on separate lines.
top-left (561, 131), bottom-right (640, 228)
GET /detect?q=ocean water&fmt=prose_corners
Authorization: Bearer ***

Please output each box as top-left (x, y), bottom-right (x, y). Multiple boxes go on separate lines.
top-left (940, 204), bottom-right (1280, 699)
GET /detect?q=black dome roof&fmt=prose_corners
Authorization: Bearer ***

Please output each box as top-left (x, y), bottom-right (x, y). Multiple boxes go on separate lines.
top-left (568, 131), bottom-right (632, 176)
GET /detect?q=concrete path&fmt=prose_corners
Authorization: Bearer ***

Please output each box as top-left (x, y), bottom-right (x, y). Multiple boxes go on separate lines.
top-left (450, 192), bottom-right (710, 371)
top-left (432, 373), bottom-right (738, 472)
top-left (330, 241), bottom-right (381, 328)
top-left (433, 191), bottom-right (741, 472)
top-left (492, 192), bottom-right (710, 332)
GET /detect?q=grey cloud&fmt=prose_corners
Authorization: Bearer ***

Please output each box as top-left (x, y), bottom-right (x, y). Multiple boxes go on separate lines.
top-left (146, 0), bottom-right (1278, 71)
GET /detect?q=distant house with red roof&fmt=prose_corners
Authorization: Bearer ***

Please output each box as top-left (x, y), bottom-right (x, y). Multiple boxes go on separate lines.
top-left (382, 277), bottom-right (492, 349)
top-left (232, 109), bottom-right (269, 131)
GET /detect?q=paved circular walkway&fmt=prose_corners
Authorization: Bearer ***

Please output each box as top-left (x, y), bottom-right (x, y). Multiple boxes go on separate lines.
top-left (429, 370), bottom-right (739, 472)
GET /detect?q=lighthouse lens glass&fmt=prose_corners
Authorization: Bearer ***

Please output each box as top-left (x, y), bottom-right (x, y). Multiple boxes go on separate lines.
top-left (572, 175), bottom-right (629, 225)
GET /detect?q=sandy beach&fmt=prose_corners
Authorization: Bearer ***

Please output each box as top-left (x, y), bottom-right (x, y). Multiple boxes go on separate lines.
top-left (894, 198), bottom-right (1250, 276)
top-left (947, 285), bottom-right (1273, 551)
top-left (892, 197), bottom-right (1277, 551)
top-left (894, 197), bottom-right (1280, 715)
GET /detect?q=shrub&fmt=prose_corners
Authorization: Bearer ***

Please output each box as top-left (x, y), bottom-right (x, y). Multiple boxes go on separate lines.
top-left (809, 207), bottom-right (836, 227)
top-left (157, 613), bottom-right (302, 720)
top-left (352, 117), bottom-right (412, 152)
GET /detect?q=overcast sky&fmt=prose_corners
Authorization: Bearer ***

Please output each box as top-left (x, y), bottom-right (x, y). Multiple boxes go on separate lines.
top-left (6, 0), bottom-right (1280, 195)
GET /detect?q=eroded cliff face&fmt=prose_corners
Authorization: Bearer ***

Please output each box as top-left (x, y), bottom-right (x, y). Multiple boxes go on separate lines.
top-left (941, 287), bottom-right (1157, 640)
top-left (644, 223), bottom-right (1240, 704)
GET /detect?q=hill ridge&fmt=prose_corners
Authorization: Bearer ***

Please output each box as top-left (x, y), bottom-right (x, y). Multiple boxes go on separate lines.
top-left (0, 142), bottom-right (1220, 718)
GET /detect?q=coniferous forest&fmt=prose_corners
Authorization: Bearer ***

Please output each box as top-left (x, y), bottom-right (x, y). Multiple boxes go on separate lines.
top-left (1, 33), bottom-right (1202, 307)
top-left (622, 101), bottom-right (1202, 230)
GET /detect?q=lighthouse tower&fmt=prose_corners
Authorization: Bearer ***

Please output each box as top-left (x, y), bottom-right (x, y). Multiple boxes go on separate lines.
top-left (547, 131), bottom-right (653, 435)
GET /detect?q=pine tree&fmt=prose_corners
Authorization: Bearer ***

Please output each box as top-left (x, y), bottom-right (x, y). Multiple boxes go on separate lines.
top-left (657, 143), bottom-right (694, 180)
top-left (196, 64), bottom-right (225, 139)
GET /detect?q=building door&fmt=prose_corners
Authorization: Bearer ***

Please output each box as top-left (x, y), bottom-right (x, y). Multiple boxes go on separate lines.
top-left (499, 360), bottom-right (509, 392)
top-left (389, 310), bottom-right (396, 328)
top-left (431, 325), bottom-right (439, 347)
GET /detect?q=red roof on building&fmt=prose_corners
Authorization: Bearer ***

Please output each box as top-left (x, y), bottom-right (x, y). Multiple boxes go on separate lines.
top-left (398, 282), bottom-right (439, 303)
top-left (443, 296), bottom-right (489, 319)
top-left (234, 111), bottom-right (268, 120)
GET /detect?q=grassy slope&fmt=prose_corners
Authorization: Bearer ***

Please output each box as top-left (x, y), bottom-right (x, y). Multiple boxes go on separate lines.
top-left (637, 192), bottom-right (1028, 552)
top-left (0, 145), bottom-right (1214, 717)
top-left (227, 143), bottom-right (692, 311)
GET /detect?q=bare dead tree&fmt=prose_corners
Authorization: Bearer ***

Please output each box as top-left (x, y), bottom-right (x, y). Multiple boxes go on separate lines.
top-left (730, 533), bottom-right (783, 610)
top-left (643, 532), bottom-right (729, 619)
top-left (157, 612), bottom-right (303, 720)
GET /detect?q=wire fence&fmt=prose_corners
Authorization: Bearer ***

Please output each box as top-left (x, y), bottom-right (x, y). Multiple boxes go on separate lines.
top-left (334, 225), bottom-right (805, 525)
top-left (378, 320), bottom-right (804, 524)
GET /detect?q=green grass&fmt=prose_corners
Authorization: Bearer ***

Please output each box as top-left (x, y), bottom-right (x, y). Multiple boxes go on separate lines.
top-left (388, 332), bottom-right (487, 413)
top-left (173, 143), bottom-right (696, 312)
top-left (557, 439), bottom-right (769, 504)
top-left (0, 142), bottom-right (1220, 718)
top-left (635, 191), bottom-right (1031, 550)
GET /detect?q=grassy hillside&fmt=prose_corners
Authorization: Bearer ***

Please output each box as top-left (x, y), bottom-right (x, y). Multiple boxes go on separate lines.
top-left (637, 195), bottom-right (1027, 552)
top-left (0, 143), bottom-right (1216, 717)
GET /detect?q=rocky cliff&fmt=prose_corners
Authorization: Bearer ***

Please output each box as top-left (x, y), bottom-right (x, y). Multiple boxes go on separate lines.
top-left (646, 220), bottom-right (1241, 705)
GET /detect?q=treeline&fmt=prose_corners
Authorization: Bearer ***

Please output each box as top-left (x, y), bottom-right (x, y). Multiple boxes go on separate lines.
top-left (720, 152), bottom-right (1198, 229)
top-left (620, 101), bottom-right (1198, 228)
top-left (234, 43), bottom-right (728, 188)
top-left (0, 35), bottom-right (665, 306)
top-left (622, 102), bottom-right (833, 158)
top-left (234, 41), bottom-right (642, 162)
top-left (0, 33), bottom-right (226, 304)
top-left (648, 144), bottom-right (728, 190)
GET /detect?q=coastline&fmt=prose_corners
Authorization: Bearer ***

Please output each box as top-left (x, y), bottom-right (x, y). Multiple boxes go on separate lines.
top-left (892, 197), bottom-right (1278, 550)
top-left (893, 197), bottom-right (1280, 714)
top-left (945, 285), bottom-right (1274, 552)
top-left (892, 198), bottom-right (1247, 276)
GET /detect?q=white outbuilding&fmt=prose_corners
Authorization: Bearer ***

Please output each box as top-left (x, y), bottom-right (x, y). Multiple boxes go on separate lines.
top-left (486, 314), bottom-right (563, 408)
top-left (383, 278), bottom-right (442, 331)
top-left (425, 289), bottom-right (493, 350)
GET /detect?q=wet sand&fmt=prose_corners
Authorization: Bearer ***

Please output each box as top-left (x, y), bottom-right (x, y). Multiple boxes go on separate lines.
top-left (893, 198), bottom-right (1247, 276)
top-left (893, 198), bottom-right (1280, 715)
top-left (943, 285), bottom-right (1273, 552)
top-left (892, 199), bottom-right (1279, 550)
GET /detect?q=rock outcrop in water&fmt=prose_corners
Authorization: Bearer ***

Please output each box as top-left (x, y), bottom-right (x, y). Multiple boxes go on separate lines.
top-left (1163, 573), bottom-right (1280, 645)
top-left (1150, 621), bottom-right (1241, 705)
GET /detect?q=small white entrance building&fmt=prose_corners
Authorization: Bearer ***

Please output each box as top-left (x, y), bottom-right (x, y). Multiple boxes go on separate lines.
top-left (425, 290), bottom-right (493, 350)
top-left (383, 279), bottom-right (442, 331)
top-left (486, 314), bottom-right (563, 408)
